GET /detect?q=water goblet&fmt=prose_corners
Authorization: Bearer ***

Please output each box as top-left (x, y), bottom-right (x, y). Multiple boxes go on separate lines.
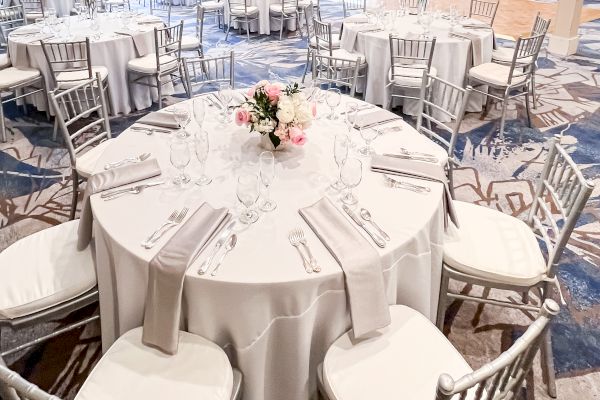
top-left (359, 125), bottom-right (379, 156)
top-left (194, 129), bottom-right (212, 186)
top-left (340, 158), bottom-right (362, 205)
top-left (170, 140), bottom-right (191, 185)
top-left (344, 102), bottom-right (358, 133)
top-left (172, 104), bottom-right (191, 137)
top-left (218, 82), bottom-right (233, 123)
top-left (237, 173), bottom-right (260, 224)
top-left (259, 151), bottom-right (277, 212)
top-left (325, 88), bottom-right (341, 120)
top-left (193, 97), bottom-right (206, 128)
top-left (331, 134), bottom-right (349, 191)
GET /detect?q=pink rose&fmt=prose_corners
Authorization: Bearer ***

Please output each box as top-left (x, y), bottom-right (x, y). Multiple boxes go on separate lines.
top-left (289, 126), bottom-right (306, 146)
top-left (247, 87), bottom-right (255, 97)
top-left (311, 102), bottom-right (317, 117)
top-left (274, 126), bottom-right (288, 139)
top-left (264, 84), bottom-right (282, 104)
top-left (235, 108), bottom-right (251, 126)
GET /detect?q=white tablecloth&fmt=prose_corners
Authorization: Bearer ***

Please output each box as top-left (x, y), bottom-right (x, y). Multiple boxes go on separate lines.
top-left (47, 0), bottom-right (74, 17)
top-left (91, 95), bottom-right (447, 400)
top-left (7, 15), bottom-right (172, 115)
top-left (224, 0), bottom-right (298, 35)
top-left (341, 15), bottom-right (494, 114)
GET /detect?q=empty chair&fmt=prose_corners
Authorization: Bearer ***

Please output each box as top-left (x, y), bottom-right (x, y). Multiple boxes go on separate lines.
top-left (469, 0), bottom-right (499, 26)
top-left (20, 0), bottom-right (44, 21)
top-left (127, 22), bottom-right (185, 109)
top-left (301, 6), bottom-right (338, 83)
top-left (312, 52), bottom-right (362, 97)
top-left (269, 0), bottom-right (300, 41)
top-left (399, 0), bottom-right (426, 13)
top-left (313, 19), bottom-right (366, 73)
top-left (197, 0), bottom-right (224, 30)
top-left (104, 0), bottom-right (131, 11)
top-left (183, 50), bottom-right (234, 96)
top-left (178, 6), bottom-right (205, 56)
top-left (149, 0), bottom-right (172, 23)
top-left (342, 0), bottom-right (364, 17)
top-left (437, 138), bottom-right (594, 397)
top-left (48, 73), bottom-right (113, 219)
top-left (0, 4), bottom-right (26, 47)
top-left (225, 0), bottom-right (259, 40)
top-left (468, 33), bottom-right (544, 140)
top-left (319, 299), bottom-right (559, 400)
top-left (0, 327), bottom-right (243, 400)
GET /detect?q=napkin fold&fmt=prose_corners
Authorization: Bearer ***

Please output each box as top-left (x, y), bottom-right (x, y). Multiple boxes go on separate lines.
top-left (370, 154), bottom-right (458, 229)
top-left (452, 30), bottom-right (484, 66)
top-left (115, 30), bottom-right (152, 56)
top-left (355, 108), bottom-right (401, 128)
top-left (344, 13), bottom-right (369, 23)
top-left (137, 111), bottom-right (180, 129)
top-left (77, 158), bottom-right (162, 250)
top-left (340, 23), bottom-right (377, 51)
top-left (8, 41), bottom-right (30, 68)
top-left (299, 197), bottom-right (390, 339)
top-left (142, 203), bottom-right (231, 355)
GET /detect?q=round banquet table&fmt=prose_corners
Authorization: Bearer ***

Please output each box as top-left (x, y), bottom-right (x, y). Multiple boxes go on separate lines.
top-left (91, 94), bottom-right (447, 400)
top-left (7, 14), bottom-right (172, 115)
top-left (340, 14), bottom-right (494, 115)
top-left (224, 0), bottom-right (298, 35)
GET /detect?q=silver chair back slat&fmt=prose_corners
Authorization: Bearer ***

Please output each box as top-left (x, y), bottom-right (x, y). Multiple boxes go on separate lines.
top-left (183, 51), bottom-right (234, 95)
top-left (154, 21), bottom-right (183, 73)
top-left (399, 0), bottom-right (426, 13)
top-left (0, 4), bottom-right (26, 44)
top-left (505, 33), bottom-right (544, 85)
top-left (342, 0), bottom-right (364, 17)
top-left (304, 2), bottom-right (316, 39)
top-left (469, 0), bottom-right (498, 25)
top-left (313, 18), bottom-right (334, 54)
top-left (311, 52), bottom-right (360, 96)
top-left (41, 38), bottom-right (93, 87)
top-left (20, 0), bottom-right (44, 14)
top-left (531, 12), bottom-right (551, 36)
top-left (389, 35), bottom-right (436, 82)
top-left (150, 0), bottom-right (172, 23)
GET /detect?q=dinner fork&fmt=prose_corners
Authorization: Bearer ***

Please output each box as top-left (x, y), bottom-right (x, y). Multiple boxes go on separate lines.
top-left (384, 175), bottom-right (431, 193)
top-left (141, 207), bottom-right (189, 249)
top-left (294, 228), bottom-right (320, 273)
top-left (104, 153), bottom-right (151, 170)
top-left (288, 230), bottom-right (312, 274)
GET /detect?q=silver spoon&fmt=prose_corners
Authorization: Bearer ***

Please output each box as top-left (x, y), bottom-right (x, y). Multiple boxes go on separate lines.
top-left (359, 208), bottom-right (390, 241)
top-left (211, 234), bottom-right (237, 276)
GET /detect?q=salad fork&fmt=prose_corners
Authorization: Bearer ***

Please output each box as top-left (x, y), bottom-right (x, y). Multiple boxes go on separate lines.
top-left (101, 181), bottom-right (164, 200)
top-left (288, 230), bottom-right (312, 274)
top-left (142, 207), bottom-right (189, 249)
top-left (104, 153), bottom-right (151, 170)
top-left (294, 228), bottom-right (320, 273)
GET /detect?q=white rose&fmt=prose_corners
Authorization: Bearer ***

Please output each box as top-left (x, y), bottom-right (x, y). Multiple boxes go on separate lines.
top-left (277, 96), bottom-right (295, 123)
top-left (295, 104), bottom-right (312, 124)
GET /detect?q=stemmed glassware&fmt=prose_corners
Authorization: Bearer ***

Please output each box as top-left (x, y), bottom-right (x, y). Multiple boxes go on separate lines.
top-left (359, 125), bottom-right (380, 156)
top-left (237, 173), bottom-right (260, 224)
top-left (344, 102), bottom-right (358, 134)
top-left (331, 134), bottom-right (349, 191)
top-left (311, 81), bottom-right (324, 119)
top-left (173, 105), bottom-right (191, 138)
top-left (218, 82), bottom-right (233, 123)
top-left (170, 140), bottom-right (191, 185)
top-left (194, 129), bottom-right (212, 186)
top-left (193, 97), bottom-right (206, 129)
top-left (325, 88), bottom-right (341, 120)
top-left (340, 158), bottom-right (362, 205)
top-left (259, 151), bottom-right (277, 212)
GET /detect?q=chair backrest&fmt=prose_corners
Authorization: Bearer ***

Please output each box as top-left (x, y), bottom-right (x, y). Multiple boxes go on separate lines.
top-left (41, 38), bottom-right (93, 89)
top-left (436, 299), bottom-right (559, 400)
top-left (530, 12), bottom-right (551, 36)
top-left (389, 34), bottom-right (436, 75)
top-left (505, 33), bottom-right (545, 85)
top-left (183, 50), bottom-right (234, 95)
top-left (48, 73), bottom-right (112, 168)
top-left (415, 71), bottom-right (471, 161)
top-left (304, 2), bottom-right (317, 39)
top-left (527, 139), bottom-right (594, 278)
top-left (0, 4), bottom-right (26, 44)
top-left (227, 0), bottom-right (250, 14)
top-left (342, 0), bottom-right (364, 17)
top-left (313, 18), bottom-right (333, 55)
top-left (311, 52), bottom-right (360, 97)
top-left (150, 0), bottom-right (172, 23)
top-left (399, 0), bottom-right (425, 13)
top-left (195, 5), bottom-right (205, 55)
top-left (154, 21), bottom-right (183, 72)
top-left (469, 0), bottom-right (498, 26)
top-left (0, 363), bottom-right (61, 400)
top-left (20, 0), bottom-right (44, 14)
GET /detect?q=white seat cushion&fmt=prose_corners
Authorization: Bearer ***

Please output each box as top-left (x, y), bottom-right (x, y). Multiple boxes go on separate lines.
top-left (0, 67), bottom-right (40, 89)
top-left (178, 35), bottom-right (201, 51)
top-left (230, 5), bottom-right (259, 16)
top-left (56, 66), bottom-right (109, 89)
top-left (269, 3), bottom-right (298, 14)
top-left (443, 201), bottom-right (547, 286)
top-left (75, 138), bottom-right (114, 178)
top-left (298, 0), bottom-right (311, 7)
top-left (0, 53), bottom-right (11, 69)
top-left (331, 48), bottom-right (367, 64)
top-left (0, 220), bottom-right (96, 320)
top-left (491, 46), bottom-right (534, 65)
top-left (127, 53), bottom-right (179, 74)
top-left (323, 305), bottom-right (472, 400)
top-left (198, 1), bottom-right (224, 10)
top-left (74, 327), bottom-right (234, 400)
top-left (469, 62), bottom-right (527, 87)
top-left (25, 11), bottom-right (44, 20)
top-left (310, 36), bottom-right (340, 49)
top-left (388, 65), bottom-right (437, 88)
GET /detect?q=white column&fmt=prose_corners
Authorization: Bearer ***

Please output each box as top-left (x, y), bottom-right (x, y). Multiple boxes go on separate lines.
top-left (548, 0), bottom-right (584, 56)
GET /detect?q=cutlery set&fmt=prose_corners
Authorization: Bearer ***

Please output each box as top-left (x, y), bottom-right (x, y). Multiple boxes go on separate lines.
top-left (101, 180), bottom-right (164, 200)
top-left (384, 174), bottom-right (431, 193)
top-left (197, 221), bottom-right (237, 276)
top-left (383, 152), bottom-right (439, 163)
top-left (104, 152), bottom-right (151, 170)
top-left (141, 207), bottom-right (189, 249)
top-left (130, 125), bottom-right (173, 135)
top-left (342, 205), bottom-right (388, 248)
top-left (289, 228), bottom-right (320, 274)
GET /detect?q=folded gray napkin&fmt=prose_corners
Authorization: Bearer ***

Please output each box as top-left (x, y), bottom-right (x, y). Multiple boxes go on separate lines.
top-left (340, 23), bottom-right (377, 51)
top-left (355, 108), bottom-right (401, 128)
top-left (137, 111), bottom-right (180, 129)
top-left (299, 197), bottom-right (390, 339)
top-left (344, 14), bottom-right (369, 23)
top-left (142, 203), bottom-right (231, 355)
top-left (453, 30), bottom-right (484, 66)
top-left (8, 41), bottom-right (30, 69)
top-left (115, 30), bottom-right (152, 57)
top-left (370, 154), bottom-right (458, 229)
top-left (77, 158), bottom-right (162, 250)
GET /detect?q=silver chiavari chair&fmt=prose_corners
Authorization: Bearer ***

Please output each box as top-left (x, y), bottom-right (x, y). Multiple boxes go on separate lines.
top-left (341, 0), bottom-right (364, 17)
top-left (311, 52), bottom-right (361, 97)
top-left (301, 3), bottom-right (328, 83)
top-left (178, 5), bottom-right (204, 56)
top-left (269, 0), bottom-right (300, 40)
top-left (319, 299), bottom-right (559, 400)
top-left (0, 4), bottom-right (25, 48)
top-left (399, 0), bottom-right (426, 13)
top-left (49, 73), bottom-right (113, 218)
top-left (1, 328), bottom-right (244, 400)
top-left (149, 0), bottom-right (172, 23)
top-left (438, 138), bottom-right (594, 398)
top-left (468, 33), bottom-right (544, 140)
top-left (104, 0), bottom-right (131, 12)
top-left (225, 0), bottom-right (259, 40)
top-left (313, 19), bottom-right (367, 80)
top-left (20, 0), bottom-right (44, 21)
top-left (469, 0), bottom-right (499, 26)
top-left (183, 50), bottom-right (234, 96)
top-left (197, 0), bottom-right (224, 30)
top-left (127, 21), bottom-right (185, 109)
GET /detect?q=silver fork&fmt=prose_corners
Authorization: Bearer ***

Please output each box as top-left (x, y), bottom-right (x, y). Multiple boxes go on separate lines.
top-left (141, 207), bottom-right (189, 249)
top-left (295, 228), bottom-right (320, 273)
top-left (288, 230), bottom-right (312, 274)
top-left (104, 153), bottom-right (151, 170)
top-left (384, 175), bottom-right (431, 193)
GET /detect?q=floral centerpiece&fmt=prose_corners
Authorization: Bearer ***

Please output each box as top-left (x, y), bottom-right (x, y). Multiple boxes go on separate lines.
top-left (235, 80), bottom-right (315, 150)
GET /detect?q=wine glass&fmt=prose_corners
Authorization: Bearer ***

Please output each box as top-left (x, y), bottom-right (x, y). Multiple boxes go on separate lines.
top-left (170, 140), bottom-right (191, 185)
top-left (359, 125), bottom-right (380, 156)
top-left (218, 83), bottom-right (233, 123)
top-left (311, 81), bottom-right (324, 119)
top-left (259, 151), bottom-right (276, 212)
top-left (237, 173), bottom-right (260, 224)
top-left (331, 134), bottom-right (349, 191)
top-left (90, 17), bottom-right (100, 40)
top-left (193, 97), bottom-right (206, 128)
top-left (344, 102), bottom-right (358, 133)
top-left (340, 158), bottom-right (362, 205)
top-left (325, 88), bottom-right (341, 120)
top-left (194, 129), bottom-right (212, 186)
top-left (173, 104), bottom-right (191, 137)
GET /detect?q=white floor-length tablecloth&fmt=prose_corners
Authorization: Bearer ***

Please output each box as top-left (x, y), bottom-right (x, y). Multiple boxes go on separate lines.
top-left (7, 15), bottom-right (173, 115)
top-left (91, 96), bottom-right (447, 400)
top-left (341, 15), bottom-right (494, 114)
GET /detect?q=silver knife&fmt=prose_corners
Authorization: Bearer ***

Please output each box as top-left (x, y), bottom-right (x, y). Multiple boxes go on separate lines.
top-left (360, 117), bottom-right (402, 129)
top-left (100, 181), bottom-right (164, 198)
top-left (383, 153), bottom-right (439, 163)
top-left (342, 205), bottom-right (386, 248)
top-left (197, 221), bottom-right (236, 274)
top-left (131, 126), bottom-right (173, 134)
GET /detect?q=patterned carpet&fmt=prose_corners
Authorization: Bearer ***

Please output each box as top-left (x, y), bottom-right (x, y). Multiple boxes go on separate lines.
top-left (1, 2), bottom-right (599, 399)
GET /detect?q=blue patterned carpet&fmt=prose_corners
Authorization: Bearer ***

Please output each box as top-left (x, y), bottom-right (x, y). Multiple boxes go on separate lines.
top-left (0, 2), bottom-right (599, 399)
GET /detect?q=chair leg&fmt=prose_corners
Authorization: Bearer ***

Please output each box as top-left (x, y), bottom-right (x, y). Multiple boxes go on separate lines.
top-left (225, 16), bottom-right (232, 40)
top-left (543, 330), bottom-right (557, 398)
top-left (156, 75), bottom-right (162, 109)
top-left (525, 92), bottom-right (533, 128)
top-left (0, 352), bottom-right (20, 400)
top-left (69, 170), bottom-right (79, 220)
top-left (301, 48), bottom-right (311, 84)
top-left (279, 16), bottom-right (284, 40)
top-left (0, 99), bottom-right (6, 143)
top-left (498, 94), bottom-right (508, 141)
top-left (245, 17), bottom-right (250, 40)
top-left (436, 267), bottom-right (450, 330)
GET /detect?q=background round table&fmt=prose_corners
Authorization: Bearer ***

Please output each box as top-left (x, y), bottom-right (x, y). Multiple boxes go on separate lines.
top-left (91, 95), bottom-right (448, 400)
top-left (7, 14), bottom-right (171, 115)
